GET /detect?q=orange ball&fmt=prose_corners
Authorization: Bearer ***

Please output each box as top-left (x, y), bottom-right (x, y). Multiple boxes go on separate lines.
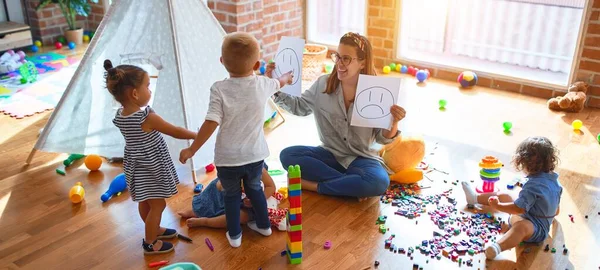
top-left (84, 154), bottom-right (102, 171)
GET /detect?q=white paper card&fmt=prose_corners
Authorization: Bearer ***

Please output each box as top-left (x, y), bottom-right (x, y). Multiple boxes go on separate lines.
top-left (351, 75), bottom-right (402, 129)
top-left (273, 36), bottom-right (304, 96)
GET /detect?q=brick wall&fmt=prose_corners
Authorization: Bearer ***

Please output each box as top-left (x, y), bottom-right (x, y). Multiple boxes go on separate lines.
top-left (367, 0), bottom-right (600, 108)
top-left (576, 0), bottom-right (600, 107)
top-left (26, 0), bottom-right (106, 45)
top-left (208, 0), bottom-right (304, 60)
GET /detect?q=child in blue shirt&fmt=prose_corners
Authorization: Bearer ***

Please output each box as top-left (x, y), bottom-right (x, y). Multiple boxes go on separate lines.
top-left (461, 136), bottom-right (562, 259)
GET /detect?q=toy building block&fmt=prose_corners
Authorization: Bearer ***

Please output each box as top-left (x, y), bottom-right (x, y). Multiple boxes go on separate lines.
top-left (286, 165), bottom-right (302, 264)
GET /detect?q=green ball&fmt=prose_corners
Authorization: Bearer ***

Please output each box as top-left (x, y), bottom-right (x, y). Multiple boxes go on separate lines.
top-left (269, 59), bottom-right (274, 63)
top-left (20, 78), bottom-right (27, 84)
top-left (389, 63), bottom-right (397, 70)
top-left (89, 31), bottom-right (95, 39)
top-left (503, 122), bottom-right (512, 131)
top-left (438, 99), bottom-right (447, 108)
top-left (57, 36), bottom-right (67, 44)
top-left (597, 133), bottom-right (600, 143)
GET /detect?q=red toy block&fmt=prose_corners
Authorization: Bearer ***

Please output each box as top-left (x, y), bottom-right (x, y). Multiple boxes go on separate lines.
top-left (289, 196), bottom-right (301, 207)
top-left (288, 230), bottom-right (302, 242)
top-left (289, 213), bottom-right (302, 225)
top-left (288, 177), bottom-right (301, 185)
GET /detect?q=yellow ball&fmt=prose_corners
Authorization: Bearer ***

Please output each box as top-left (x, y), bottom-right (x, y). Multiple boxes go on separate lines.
top-left (84, 154), bottom-right (102, 171)
top-left (571, 119), bottom-right (583, 130)
top-left (383, 66), bottom-right (391, 74)
top-left (83, 35), bottom-right (90, 43)
top-left (395, 64), bottom-right (401, 72)
top-left (34, 40), bottom-right (42, 47)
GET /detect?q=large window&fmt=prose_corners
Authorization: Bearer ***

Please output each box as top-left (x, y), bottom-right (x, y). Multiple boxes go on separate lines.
top-left (397, 0), bottom-right (586, 86)
top-left (306, 0), bottom-right (366, 46)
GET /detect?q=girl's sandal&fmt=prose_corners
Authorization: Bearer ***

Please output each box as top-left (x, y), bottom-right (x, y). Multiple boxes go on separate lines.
top-left (157, 228), bottom-right (177, 239)
top-left (142, 239), bottom-right (174, 255)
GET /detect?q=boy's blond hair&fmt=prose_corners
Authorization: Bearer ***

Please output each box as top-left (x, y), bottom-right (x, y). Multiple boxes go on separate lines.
top-left (221, 32), bottom-right (260, 76)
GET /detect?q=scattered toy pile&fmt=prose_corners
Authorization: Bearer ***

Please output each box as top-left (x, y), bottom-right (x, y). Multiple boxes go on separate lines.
top-left (377, 184), bottom-right (504, 267)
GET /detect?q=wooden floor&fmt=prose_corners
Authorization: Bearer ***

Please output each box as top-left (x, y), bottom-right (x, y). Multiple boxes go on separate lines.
top-left (1, 70), bottom-right (599, 270)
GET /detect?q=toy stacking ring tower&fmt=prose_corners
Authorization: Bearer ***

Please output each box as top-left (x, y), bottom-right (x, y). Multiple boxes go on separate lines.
top-left (477, 156), bottom-right (503, 193)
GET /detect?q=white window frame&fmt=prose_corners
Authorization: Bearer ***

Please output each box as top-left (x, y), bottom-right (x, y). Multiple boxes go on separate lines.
top-left (394, 0), bottom-right (592, 88)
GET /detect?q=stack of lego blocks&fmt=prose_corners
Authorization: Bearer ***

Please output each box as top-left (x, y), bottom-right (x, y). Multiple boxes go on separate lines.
top-left (286, 165), bottom-right (302, 264)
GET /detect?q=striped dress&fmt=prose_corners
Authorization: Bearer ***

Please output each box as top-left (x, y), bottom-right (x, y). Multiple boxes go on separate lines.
top-left (113, 106), bottom-right (179, 202)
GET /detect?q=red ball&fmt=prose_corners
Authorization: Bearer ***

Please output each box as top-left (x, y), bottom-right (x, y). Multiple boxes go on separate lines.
top-left (55, 42), bottom-right (63, 49)
top-left (407, 66), bottom-right (415, 75)
top-left (205, 163), bottom-right (215, 173)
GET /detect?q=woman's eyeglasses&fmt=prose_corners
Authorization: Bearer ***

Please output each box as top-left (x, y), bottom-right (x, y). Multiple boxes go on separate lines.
top-left (331, 53), bottom-right (360, 66)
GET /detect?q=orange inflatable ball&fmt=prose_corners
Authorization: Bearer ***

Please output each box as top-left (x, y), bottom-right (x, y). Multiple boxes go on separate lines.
top-left (84, 154), bottom-right (103, 171)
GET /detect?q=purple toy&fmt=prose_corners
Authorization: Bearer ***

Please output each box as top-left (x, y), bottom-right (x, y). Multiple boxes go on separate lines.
top-left (324, 240), bottom-right (332, 249)
top-left (101, 173), bottom-right (127, 202)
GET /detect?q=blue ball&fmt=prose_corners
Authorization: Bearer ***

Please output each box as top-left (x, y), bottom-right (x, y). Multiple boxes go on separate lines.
top-left (400, 65), bottom-right (408, 73)
top-left (416, 70), bottom-right (428, 82)
top-left (259, 65), bottom-right (266, 75)
top-left (31, 45), bottom-right (39, 53)
top-left (68, 42), bottom-right (76, 50)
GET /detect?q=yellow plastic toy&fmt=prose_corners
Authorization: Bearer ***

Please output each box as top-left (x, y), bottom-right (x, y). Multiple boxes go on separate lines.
top-left (84, 154), bottom-right (102, 171)
top-left (380, 135), bottom-right (426, 184)
top-left (69, 182), bottom-right (85, 203)
top-left (277, 187), bottom-right (288, 200)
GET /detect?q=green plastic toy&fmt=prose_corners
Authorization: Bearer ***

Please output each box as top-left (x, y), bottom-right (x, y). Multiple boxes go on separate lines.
top-left (389, 63), bottom-right (397, 71)
top-left (267, 169), bottom-right (284, 176)
top-left (63, 154), bottom-right (85, 167)
top-left (438, 99), bottom-right (447, 109)
top-left (19, 62), bottom-right (39, 84)
top-left (57, 36), bottom-right (67, 45)
top-left (503, 121), bottom-right (513, 132)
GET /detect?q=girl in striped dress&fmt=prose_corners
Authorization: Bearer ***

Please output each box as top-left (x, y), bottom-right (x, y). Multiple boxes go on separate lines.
top-left (104, 60), bottom-right (196, 255)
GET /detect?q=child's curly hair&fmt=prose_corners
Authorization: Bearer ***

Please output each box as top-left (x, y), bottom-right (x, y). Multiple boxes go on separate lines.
top-left (512, 136), bottom-right (559, 175)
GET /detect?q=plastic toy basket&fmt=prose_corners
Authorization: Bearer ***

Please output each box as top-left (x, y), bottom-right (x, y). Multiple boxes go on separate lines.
top-left (159, 262), bottom-right (202, 270)
top-left (302, 43), bottom-right (328, 82)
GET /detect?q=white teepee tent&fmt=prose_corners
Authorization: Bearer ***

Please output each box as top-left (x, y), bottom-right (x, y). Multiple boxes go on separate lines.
top-left (27, 0), bottom-right (234, 182)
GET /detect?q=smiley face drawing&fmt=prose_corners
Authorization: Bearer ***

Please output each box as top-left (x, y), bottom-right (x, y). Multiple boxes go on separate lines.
top-left (355, 86), bottom-right (394, 119)
top-left (274, 48), bottom-right (301, 85)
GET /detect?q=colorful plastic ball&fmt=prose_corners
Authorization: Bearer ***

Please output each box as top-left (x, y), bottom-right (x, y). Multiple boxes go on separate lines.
top-left (416, 70), bottom-right (428, 82)
top-left (571, 119), bottom-right (583, 130)
top-left (389, 63), bottom-right (397, 71)
top-left (84, 154), bottom-right (102, 171)
top-left (407, 66), bottom-right (416, 76)
top-left (30, 45), bottom-right (39, 53)
top-left (205, 163), bottom-right (215, 173)
top-left (395, 64), bottom-right (401, 72)
top-left (34, 40), bottom-right (42, 47)
top-left (259, 65), bottom-right (266, 75)
top-left (57, 36), bottom-right (67, 44)
top-left (383, 66), bottom-right (391, 74)
top-left (68, 42), bottom-right (76, 50)
top-left (597, 133), bottom-right (600, 143)
top-left (55, 42), bottom-right (63, 49)
top-left (83, 35), bottom-right (90, 43)
top-left (458, 71), bottom-right (478, 88)
top-left (89, 32), bottom-right (95, 39)
top-left (503, 122), bottom-right (512, 132)
top-left (439, 99), bottom-right (447, 109)
top-left (400, 65), bottom-right (408, 73)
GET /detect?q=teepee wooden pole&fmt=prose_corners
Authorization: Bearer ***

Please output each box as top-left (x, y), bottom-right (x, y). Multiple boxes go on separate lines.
top-left (167, 0), bottom-right (197, 184)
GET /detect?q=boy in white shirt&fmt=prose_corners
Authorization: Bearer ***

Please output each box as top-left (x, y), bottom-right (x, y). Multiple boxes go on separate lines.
top-left (179, 32), bottom-right (291, 248)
